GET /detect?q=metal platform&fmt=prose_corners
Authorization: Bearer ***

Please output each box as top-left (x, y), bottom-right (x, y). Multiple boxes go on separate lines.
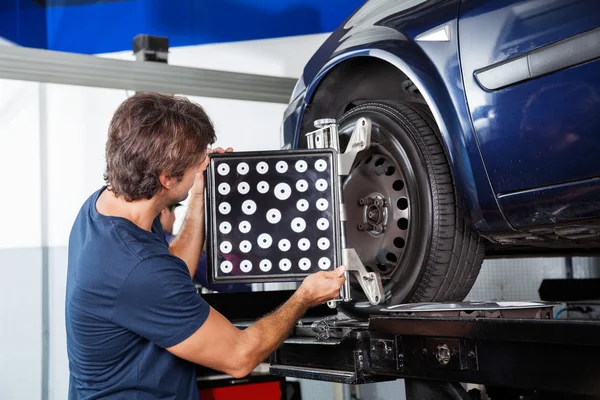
top-left (270, 302), bottom-right (600, 399)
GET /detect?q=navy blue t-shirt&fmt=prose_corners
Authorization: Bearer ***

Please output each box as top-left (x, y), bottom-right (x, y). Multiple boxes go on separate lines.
top-left (65, 187), bottom-right (210, 399)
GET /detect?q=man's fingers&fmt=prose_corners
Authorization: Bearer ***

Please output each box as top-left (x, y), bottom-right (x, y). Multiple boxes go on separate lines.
top-left (326, 265), bottom-right (346, 278)
top-left (208, 147), bottom-right (234, 155)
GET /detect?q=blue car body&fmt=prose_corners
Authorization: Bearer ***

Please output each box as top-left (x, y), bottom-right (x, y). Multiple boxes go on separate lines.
top-left (281, 0), bottom-right (600, 250)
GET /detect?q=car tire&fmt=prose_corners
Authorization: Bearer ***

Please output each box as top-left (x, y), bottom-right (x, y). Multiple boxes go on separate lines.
top-left (335, 101), bottom-right (485, 316)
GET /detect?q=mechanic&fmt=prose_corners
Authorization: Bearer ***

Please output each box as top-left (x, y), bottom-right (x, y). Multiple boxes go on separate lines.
top-left (65, 92), bottom-right (346, 399)
top-left (159, 202), bottom-right (251, 292)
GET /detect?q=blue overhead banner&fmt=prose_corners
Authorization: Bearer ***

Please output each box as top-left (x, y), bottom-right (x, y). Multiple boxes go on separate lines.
top-left (0, 0), bottom-right (47, 48)
top-left (0, 0), bottom-right (365, 54)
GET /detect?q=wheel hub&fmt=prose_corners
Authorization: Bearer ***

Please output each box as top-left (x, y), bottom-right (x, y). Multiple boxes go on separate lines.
top-left (357, 194), bottom-right (388, 235)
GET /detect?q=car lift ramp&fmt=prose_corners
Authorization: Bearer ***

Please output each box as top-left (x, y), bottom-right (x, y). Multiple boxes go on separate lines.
top-left (270, 302), bottom-right (600, 399)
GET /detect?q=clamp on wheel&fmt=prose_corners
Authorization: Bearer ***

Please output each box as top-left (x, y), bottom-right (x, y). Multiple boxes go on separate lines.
top-left (306, 117), bottom-right (384, 307)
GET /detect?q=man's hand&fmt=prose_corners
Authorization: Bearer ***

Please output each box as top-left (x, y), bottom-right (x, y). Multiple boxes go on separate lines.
top-left (190, 147), bottom-right (233, 198)
top-left (296, 266), bottom-right (347, 308)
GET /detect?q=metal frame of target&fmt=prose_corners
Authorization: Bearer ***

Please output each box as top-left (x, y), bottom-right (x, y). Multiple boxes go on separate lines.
top-left (206, 148), bottom-right (342, 284)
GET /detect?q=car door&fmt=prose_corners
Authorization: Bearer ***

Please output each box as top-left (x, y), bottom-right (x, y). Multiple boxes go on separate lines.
top-left (458, 0), bottom-right (600, 227)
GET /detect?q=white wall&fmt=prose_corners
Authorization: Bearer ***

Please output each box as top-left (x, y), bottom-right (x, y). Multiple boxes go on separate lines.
top-left (0, 77), bottom-right (43, 400)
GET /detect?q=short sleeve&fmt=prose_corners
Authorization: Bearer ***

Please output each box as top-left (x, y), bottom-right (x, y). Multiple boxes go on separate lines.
top-left (112, 255), bottom-right (210, 348)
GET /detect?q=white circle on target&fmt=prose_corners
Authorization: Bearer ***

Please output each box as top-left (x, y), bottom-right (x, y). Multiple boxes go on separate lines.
top-left (219, 222), bottom-right (232, 234)
top-left (220, 241), bottom-right (232, 254)
top-left (318, 238), bottom-right (331, 250)
top-left (240, 240), bottom-right (252, 253)
top-left (219, 202), bottom-right (231, 215)
top-left (237, 182), bottom-right (250, 195)
top-left (258, 233), bottom-right (273, 249)
top-left (276, 161), bottom-right (288, 173)
top-left (297, 199), bottom-right (309, 212)
top-left (299, 258), bottom-right (311, 271)
top-left (256, 161), bottom-right (269, 174)
top-left (239, 221), bottom-right (251, 233)
top-left (298, 238), bottom-right (310, 251)
top-left (316, 179), bottom-right (328, 191)
top-left (296, 180), bottom-right (308, 192)
top-left (240, 260), bottom-right (252, 273)
top-left (274, 183), bottom-right (292, 200)
top-left (279, 259), bottom-right (292, 271)
top-left (257, 181), bottom-right (269, 194)
top-left (259, 259), bottom-right (272, 272)
top-left (242, 200), bottom-right (257, 215)
top-left (319, 257), bottom-right (331, 270)
top-left (291, 217), bottom-right (306, 233)
top-left (218, 183), bottom-right (230, 195)
top-left (317, 218), bottom-right (329, 231)
top-left (266, 209), bottom-right (281, 224)
top-left (316, 199), bottom-right (329, 211)
top-left (217, 163), bottom-right (230, 176)
top-left (278, 239), bottom-right (291, 252)
top-left (315, 159), bottom-right (327, 172)
top-left (295, 160), bottom-right (308, 172)
top-left (220, 261), bottom-right (233, 273)
top-left (237, 162), bottom-right (249, 175)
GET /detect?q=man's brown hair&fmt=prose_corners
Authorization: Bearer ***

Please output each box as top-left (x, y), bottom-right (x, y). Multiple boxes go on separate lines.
top-left (103, 92), bottom-right (216, 201)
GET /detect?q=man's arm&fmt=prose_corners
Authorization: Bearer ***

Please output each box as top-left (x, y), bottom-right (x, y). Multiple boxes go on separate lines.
top-left (169, 147), bottom-right (231, 277)
top-left (168, 191), bottom-right (204, 278)
top-left (167, 266), bottom-right (346, 378)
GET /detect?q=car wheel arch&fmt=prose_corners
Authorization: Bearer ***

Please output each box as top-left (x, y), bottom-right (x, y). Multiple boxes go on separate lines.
top-left (298, 49), bottom-right (483, 226)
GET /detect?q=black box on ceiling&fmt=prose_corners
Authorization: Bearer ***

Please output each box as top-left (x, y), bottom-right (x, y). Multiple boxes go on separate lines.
top-left (133, 34), bottom-right (169, 63)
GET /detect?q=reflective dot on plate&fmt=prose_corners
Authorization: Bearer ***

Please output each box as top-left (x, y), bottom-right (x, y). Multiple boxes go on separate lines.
top-left (242, 199), bottom-right (257, 215)
top-left (317, 218), bottom-right (329, 231)
top-left (240, 260), bottom-right (252, 273)
top-left (219, 222), bottom-right (232, 234)
top-left (266, 209), bottom-right (282, 224)
top-left (315, 159), bottom-right (327, 172)
top-left (316, 199), bottom-right (329, 211)
top-left (298, 238), bottom-right (310, 251)
top-left (279, 258), bottom-right (292, 271)
top-left (219, 241), bottom-right (232, 254)
top-left (219, 202), bottom-right (231, 215)
top-left (217, 163), bottom-right (230, 176)
top-left (278, 239), bottom-right (291, 252)
top-left (237, 182), bottom-right (250, 195)
top-left (256, 161), bottom-right (269, 174)
top-left (318, 257), bottom-right (331, 270)
top-left (218, 183), bottom-right (230, 195)
top-left (220, 261), bottom-right (233, 273)
top-left (297, 199), bottom-right (309, 212)
top-left (299, 258), bottom-right (311, 271)
top-left (316, 179), bottom-right (328, 191)
top-left (318, 238), bottom-right (331, 250)
top-left (257, 233), bottom-right (273, 249)
top-left (296, 179), bottom-right (308, 192)
top-left (239, 221), bottom-right (251, 233)
top-left (240, 240), bottom-right (252, 253)
top-left (276, 161), bottom-right (288, 173)
top-left (291, 217), bottom-right (306, 233)
top-left (237, 162), bottom-right (249, 175)
top-left (257, 181), bottom-right (269, 194)
top-left (295, 160), bottom-right (308, 173)
top-left (259, 259), bottom-right (272, 272)
top-left (274, 183), bottom-right (292, 200)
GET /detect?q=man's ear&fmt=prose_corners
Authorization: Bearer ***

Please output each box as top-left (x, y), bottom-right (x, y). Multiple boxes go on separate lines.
top-left (159, 172), bottom-right (174, 190)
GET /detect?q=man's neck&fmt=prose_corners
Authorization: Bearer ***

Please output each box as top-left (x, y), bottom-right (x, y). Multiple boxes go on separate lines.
top-left (96, 188), bottom-right (165, 232)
